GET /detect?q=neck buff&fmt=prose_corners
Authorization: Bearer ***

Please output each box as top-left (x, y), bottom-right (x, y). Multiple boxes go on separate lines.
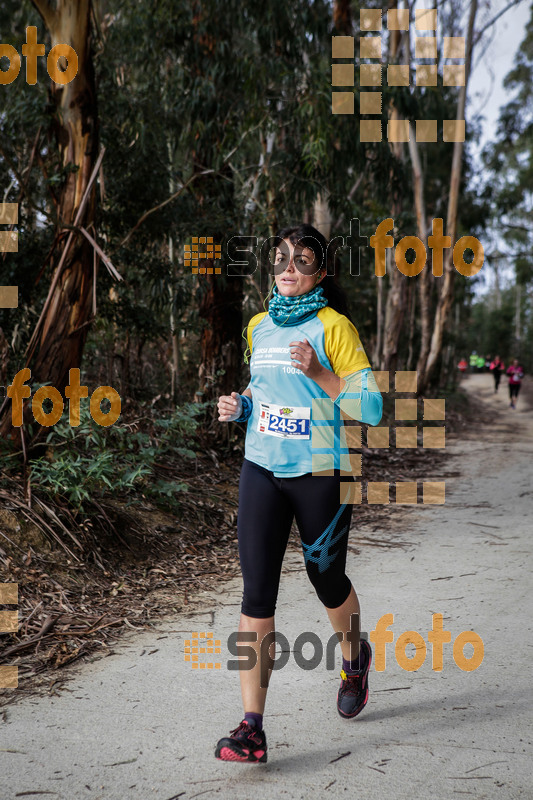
top-left (268, 284), bottom-right (328, 327)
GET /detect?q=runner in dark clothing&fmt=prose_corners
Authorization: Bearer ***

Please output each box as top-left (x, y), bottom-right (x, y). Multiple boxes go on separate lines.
top-left (490, 356), bottom-right (505, 393)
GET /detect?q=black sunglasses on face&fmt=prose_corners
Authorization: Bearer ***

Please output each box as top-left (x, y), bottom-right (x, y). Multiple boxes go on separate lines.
top-left (268, 250), bottom-right (321, 276)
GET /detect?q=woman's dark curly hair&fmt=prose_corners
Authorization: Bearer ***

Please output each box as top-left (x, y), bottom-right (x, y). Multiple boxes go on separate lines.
top-left (271, 223), bottom-right (354, 323)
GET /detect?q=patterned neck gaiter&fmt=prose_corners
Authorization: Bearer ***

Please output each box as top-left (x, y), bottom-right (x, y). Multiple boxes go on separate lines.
top-left (268, 285), bottom-right (328, 327)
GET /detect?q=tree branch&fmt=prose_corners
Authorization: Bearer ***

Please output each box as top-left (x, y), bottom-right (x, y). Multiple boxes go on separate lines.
top-left (501, 223), bottom-right (530, 233)
top-left (474, 0), bottom-right (524, 44)
top-left (334, 171), bottom-right (366, 230)
top-left (118, 118), bottom-right (269, 248)
top-left (79, 225), bottom-right (122, 281)
top-left (24, 147), bottom-right (106, 366)
top-left (117, 169), bottom-right (215, 248)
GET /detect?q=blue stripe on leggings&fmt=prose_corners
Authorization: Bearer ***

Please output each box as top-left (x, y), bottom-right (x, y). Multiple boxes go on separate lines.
top-left (301, 503), bottom-right (348, 574)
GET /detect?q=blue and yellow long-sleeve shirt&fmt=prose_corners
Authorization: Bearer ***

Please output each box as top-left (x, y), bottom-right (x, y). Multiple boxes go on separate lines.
top-left (243, 307), bottom-right (383, 477)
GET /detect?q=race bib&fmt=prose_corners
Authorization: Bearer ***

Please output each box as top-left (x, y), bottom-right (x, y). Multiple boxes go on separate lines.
top-left (257, 402), bottom-right (311, 439)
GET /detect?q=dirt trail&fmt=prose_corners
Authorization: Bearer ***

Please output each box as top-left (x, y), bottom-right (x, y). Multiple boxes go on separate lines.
top-left (0, 372), bottom-right (531, 800)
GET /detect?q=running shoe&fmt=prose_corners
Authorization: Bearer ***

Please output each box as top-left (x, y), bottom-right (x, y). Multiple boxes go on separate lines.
top-left (337, 638), bottom-right (372, 719)
top-left (215, 719), bottom-right (268, 763)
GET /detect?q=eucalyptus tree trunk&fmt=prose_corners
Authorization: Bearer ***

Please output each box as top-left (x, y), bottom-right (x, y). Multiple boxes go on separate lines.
top-left (419, 0), bottom-right (478, 392)
top-left (313, 193), bottom-right (333, 240)
top-left (191, 13), bottom-right (243, 408)
top-left (333, 0), bottom-right (352, 32)
top-left (1, 0), bottom-right (99, 445)
top-left (166, 133), bottom-right (180, 405)
top-left (313, 0), bottom-right (352, 244)
top-left (193, 225), bottom-right (244, 405)
top-left (407, 125), bottom-right (431, 378)
top-left (168, 230), bottom-right (180, 404)
top-left (380, 0), bottom-right (407, 371)
top-left (372, 276), bottom-right (384, 366)
top-left (514, 283), bottom-right (521, 347)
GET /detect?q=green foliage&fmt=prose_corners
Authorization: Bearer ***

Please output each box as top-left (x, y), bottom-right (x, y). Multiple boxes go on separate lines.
top-left (28, 401), bottom-right (208, 514)
top-left (468, 290), bottom-right (516, 361)
top-left (0, 0), bottom-right (504, 419)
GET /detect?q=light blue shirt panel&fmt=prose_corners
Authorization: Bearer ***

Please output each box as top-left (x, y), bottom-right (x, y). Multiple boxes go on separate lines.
top-left (245, 314), bottom-right (330, 475)
top-left (243, 313), bottom-right (383, 477)
top-left (244, 314), bottom-right (337, 476)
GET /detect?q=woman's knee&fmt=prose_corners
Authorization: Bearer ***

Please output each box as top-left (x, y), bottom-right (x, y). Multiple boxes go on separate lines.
top-left (309, 572), bottom-right (351, 609)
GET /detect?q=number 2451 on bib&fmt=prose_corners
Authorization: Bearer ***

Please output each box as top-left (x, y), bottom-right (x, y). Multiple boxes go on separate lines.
top-left (258, 402), bottom-right (310, 439)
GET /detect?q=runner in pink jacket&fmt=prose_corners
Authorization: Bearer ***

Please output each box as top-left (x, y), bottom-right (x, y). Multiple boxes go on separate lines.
top-left (506, 359), bottom-right (524, 409)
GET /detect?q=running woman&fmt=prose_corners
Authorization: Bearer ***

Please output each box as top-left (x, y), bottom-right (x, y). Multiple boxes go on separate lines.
top-left (214, 224), bottom-right (383, 763)
top-left (506, 358), bottom-right (524, 408)
top-left (489, 356), bottom-right (504, 393)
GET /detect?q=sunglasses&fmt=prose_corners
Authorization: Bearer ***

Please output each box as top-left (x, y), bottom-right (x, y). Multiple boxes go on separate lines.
top-left (267, 247), bottom-right (322, 276)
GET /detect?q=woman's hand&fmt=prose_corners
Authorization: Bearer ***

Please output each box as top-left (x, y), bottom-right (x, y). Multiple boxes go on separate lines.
top-left (289, 338), bottom-right (324, 381)
top-left (218, 391), bottom-right (242, 422)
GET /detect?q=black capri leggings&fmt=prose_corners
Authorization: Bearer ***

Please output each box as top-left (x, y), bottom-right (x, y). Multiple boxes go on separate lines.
top-left (509, 383), bottom-right (521, 399)
top-left (237, 458), bottom-right (353, 618)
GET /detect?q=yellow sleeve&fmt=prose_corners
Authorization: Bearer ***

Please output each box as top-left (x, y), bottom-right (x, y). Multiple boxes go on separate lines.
top-left (246, 312), bottom-right (267, 354)
top-left (320, 308), bottom-right (371, 377)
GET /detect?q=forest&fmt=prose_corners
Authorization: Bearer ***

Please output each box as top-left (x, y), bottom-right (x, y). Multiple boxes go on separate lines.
top-left (0, 0), bottom-right (531, 683)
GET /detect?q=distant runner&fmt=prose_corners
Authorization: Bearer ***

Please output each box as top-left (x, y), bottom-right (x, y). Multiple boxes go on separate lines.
top-left (215, 224), bottom-right (382, 763)
top-left (490, 356), bottom-right (505, 393)
top-left (506, 358), bottom-right (524, 409)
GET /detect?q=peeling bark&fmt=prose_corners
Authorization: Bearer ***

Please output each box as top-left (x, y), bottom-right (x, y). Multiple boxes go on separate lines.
top-left (1, 0), bottom-right (99, 445)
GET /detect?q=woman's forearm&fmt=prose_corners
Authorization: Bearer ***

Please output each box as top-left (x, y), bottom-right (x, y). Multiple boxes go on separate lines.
top-left (311, 365), bottom-right (346, 401)
top-left (312, 366), bottom-right (383, 426)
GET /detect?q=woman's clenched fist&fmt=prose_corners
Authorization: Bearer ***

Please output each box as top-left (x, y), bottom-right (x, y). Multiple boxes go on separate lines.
top-left (218, 391), bottom-right (242, 422)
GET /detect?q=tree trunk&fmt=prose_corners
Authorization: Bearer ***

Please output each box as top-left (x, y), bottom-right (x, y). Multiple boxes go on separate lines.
top-left (380, 3), bottom-right (407, 371)
top-left (333, 0), bottom-right (352, 33)
top-left (168, 232), bottom-right (180, 404)
top-left (382, 237), bottom-right (407, 371)
top-left (448, 302), bottom-right (460, 391)
top-left (407, 124), bottom-right (431, 378)
top-left (306, 0), bottom-right (351, 260)
top-left (372, 275), bottom-right (384, 366)
top-left (420, 0), bottom-right (478, 392)
top-left (189, 138), bottom-right (243, 408)
top-left (190, 8), bottom-right (244, 410)
top-left (406, 280), bottom-right (416, 371)
top-left (514, 282), bottom-right (521, 347)
top-left (493, 262), bottom-right (501, 310)
top-left (1, 0), bottom-right (98, 445)
top-left (313, 193), bottom-right (333, 240)
top-left (195, 271), bottom-right (243, 404)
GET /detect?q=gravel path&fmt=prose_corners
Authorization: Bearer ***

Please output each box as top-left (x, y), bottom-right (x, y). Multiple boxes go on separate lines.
top-left (1, 373), bottom-right (531, 799)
